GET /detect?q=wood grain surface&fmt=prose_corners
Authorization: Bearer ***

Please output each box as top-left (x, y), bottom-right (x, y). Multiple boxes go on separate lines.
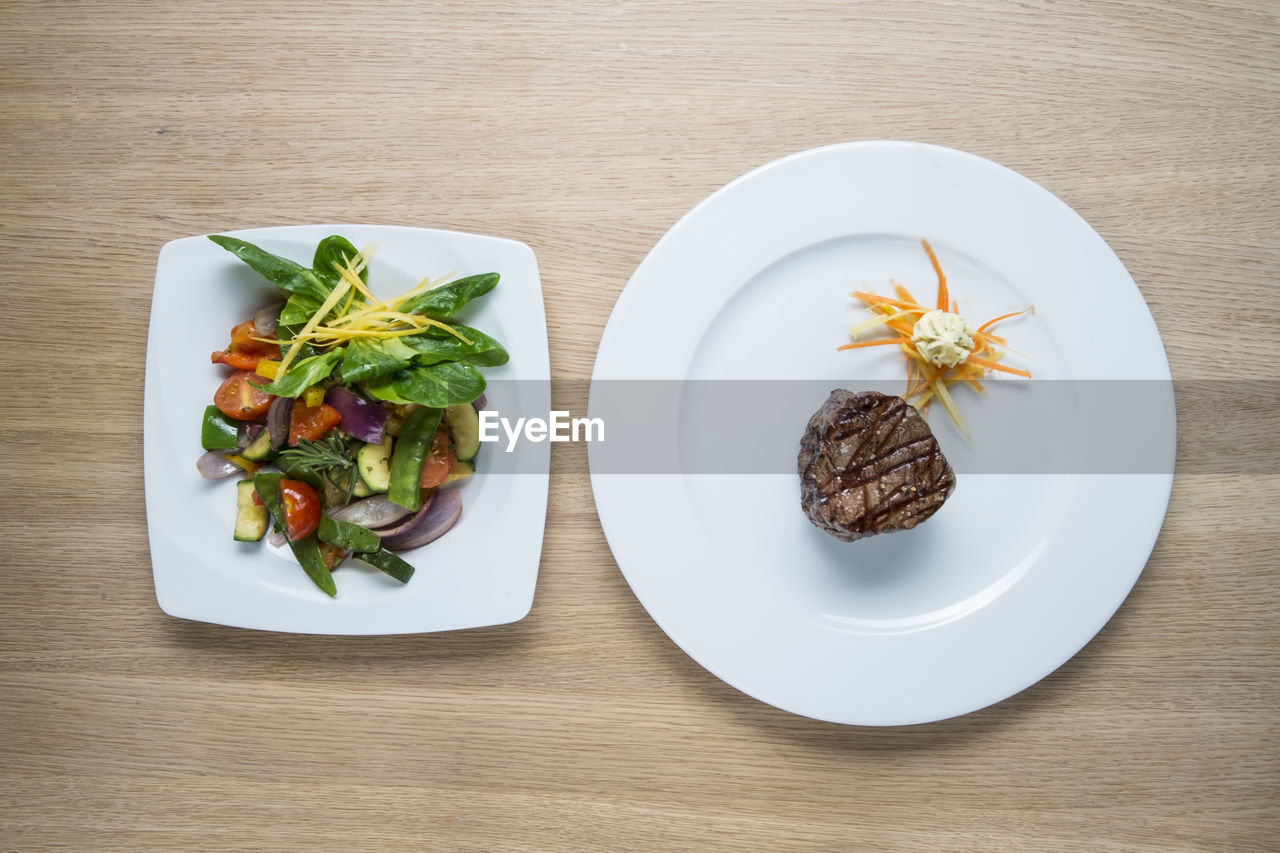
top-left (2, 1), bottom-right (1277, 850)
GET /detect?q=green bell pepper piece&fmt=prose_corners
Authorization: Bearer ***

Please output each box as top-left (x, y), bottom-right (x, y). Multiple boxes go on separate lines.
top-left (201, 405), bottom-right (241, 451)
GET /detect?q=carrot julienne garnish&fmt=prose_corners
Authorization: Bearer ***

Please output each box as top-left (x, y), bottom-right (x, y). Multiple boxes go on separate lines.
top-left (920, 238), bottom-right (949, 311)
top-left (836, 338), bottom-right (905, 351)
top-left (977, 308), bottom-right (1034, 334)
top-left (840, 238), bottom-right (1033, 438)
top-left (965, 356), bottom-right (1031, 378)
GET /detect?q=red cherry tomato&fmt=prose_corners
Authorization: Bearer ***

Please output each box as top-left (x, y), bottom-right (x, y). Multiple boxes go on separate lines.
top-left (210, 320), bottom-right (280, 370)
top-left (213, 370), bottom-right (274, 420)
top-left (279, 479), bottom-right (321, 541)
top-left (318, 542), bottom-right (349, 571)
top-left (288, 401), bottom-right (342, 446)
top-left (419, 429), bottom-right (456, 488)
top-left (210, 350), bottom-right (263, 370)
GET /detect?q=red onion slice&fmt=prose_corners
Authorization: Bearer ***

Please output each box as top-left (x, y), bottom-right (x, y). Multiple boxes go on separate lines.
top-left (370, 491), bottom-right (435, 538)
top-left (472, 393), bottom-right (487, 411)
top-left (267, 395), bottom-right (293, 451)
top-left (196, 450), bottom-right (242, 479)
top-left (377, 489), bottom-right (462, 551)
top-left (325, 494), bottom-right (414, 528)
top-left (326, 386), bottom-right (388, 444)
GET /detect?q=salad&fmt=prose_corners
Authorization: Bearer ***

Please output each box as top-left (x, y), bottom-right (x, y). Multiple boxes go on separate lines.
top-left (195, 233), bottom-right (508, 597)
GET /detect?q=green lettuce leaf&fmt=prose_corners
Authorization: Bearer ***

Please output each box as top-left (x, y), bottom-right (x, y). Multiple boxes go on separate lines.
top-left (397, 273), bottom-right (499, 318)
top-left (263, 350), bottom-right (343, 398)
top-left (340, 337), bottom-right (417, 385)
top-left (364, 361), bottom-right (486, 408)
top-left (279, 292), bottom-right (323, 328)
top-left (208, 235), bottom-right (331, 302)
top-left (312, 235), bottom-right (368, 288)
top-left (401, 323), bottom-right (509, 367)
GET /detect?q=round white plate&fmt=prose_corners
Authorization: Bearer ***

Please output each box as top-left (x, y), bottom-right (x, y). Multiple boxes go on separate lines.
top-left (588, 141), bottom-right (1175, 725)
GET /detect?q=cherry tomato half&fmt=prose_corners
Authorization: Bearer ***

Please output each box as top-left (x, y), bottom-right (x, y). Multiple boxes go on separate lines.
top-left (318, 542), bottom-right (349, 571)
top-left (288, 401), bottom-right (342, 446)
top-left (214, 370), bottom-right (274, 420)
top-left (419, 429), bottom-right (456, 488)
top-left (210, 350), bottom-right (263, 370)
top-left (279, 479), bottom-right (321, 541)
top-left (211, 320), bottom-right (280, 370)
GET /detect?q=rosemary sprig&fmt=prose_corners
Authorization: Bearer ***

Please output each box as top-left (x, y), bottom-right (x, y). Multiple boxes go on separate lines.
top-left (277, 433), bottom-right (354, 480)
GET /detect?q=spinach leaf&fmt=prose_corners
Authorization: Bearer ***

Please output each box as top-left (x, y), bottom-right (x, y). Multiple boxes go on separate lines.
top-left (208, 235), bottom-right (331, 302)
top-left (340, 337), bottom-right (417, 385)
top-left (277, 281), bottom-right (352, 340)
top-left (365, 361), bottom-right (486, 408)
top-left (274, 292), bottom-right (323, 366)
top-left (312, 235), bottom-right (368, 288)
top-left (397, 273), bottom-right (499, 318)
top-left (279, 292), bottom-right (323, 328)
top-left (276, 337), bottom-right (320, 366)
top-left (361, 377), bottom-right (413, 406)
top-left (401, 323), bottom-right (509, 367)
top-left (262, 350), bottom-right (343, 398)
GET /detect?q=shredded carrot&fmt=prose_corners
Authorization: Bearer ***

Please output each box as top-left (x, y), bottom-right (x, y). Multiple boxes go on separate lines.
top-left (839, 238), bottom-right (1033, 438)
top-left (921, 239), bottom-right (948, 311)
top-left (836, 338), bottom-right (906, 351)
top-left (891, 279), bottom-right (919, 306)
top-left (977, 307), bottom-right (1034, 334)
top-left (851, 291), bottom-right (929, 312)
top-left (975, 330), bottom-right (1006, 347)
top-left (966, 356), bottom-right (1031, 378)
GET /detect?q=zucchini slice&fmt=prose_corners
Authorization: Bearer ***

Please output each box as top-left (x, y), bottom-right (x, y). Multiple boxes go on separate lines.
top-left (233, 480), bottom-right (269, 542)
top-left (446, 403), bottom-right (481, 462)
top-left (356, 435), bottom-right (393, 493)
top-left (240, 427), bottom-right (275, 461)
top-left (442, 459), bottom-right (474, 486)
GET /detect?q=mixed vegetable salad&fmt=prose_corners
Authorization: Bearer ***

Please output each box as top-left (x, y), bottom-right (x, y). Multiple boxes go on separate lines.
top-left (196, 233), bottom-right (508, 597)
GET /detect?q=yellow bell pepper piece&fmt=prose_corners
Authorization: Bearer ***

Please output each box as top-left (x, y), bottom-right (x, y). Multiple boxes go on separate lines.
top-left (224, 454), bottom-right (260, 473)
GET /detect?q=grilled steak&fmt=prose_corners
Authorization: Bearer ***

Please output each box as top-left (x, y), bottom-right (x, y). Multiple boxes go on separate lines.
top-left (798, 390), bottom-right (955, 541)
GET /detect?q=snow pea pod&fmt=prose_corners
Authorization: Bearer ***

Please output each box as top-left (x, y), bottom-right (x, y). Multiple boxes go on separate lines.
top-left (387, 406), bottom-right (442, 511)
top-left (354, 548), bottom-right (416, 584)
top-left (253, 472), bottom-right (337, 598)
top-left (318, 515), bottom-right (380, 554)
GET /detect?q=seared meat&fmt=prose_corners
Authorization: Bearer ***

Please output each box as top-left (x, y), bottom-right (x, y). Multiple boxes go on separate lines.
top-left (798, 390), bottom-right (955, 541)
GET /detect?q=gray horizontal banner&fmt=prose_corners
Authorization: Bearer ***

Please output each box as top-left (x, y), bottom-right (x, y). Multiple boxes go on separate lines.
top-left (467, 380), bottom-right (1278, 475)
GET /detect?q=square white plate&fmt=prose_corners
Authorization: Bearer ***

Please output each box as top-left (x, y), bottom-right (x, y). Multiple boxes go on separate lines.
top-left (144, 225), bottom-right (550, 634)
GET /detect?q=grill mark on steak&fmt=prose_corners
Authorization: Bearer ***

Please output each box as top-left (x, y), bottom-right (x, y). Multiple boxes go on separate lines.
top-left (798, 390), bottom-right (956, 541)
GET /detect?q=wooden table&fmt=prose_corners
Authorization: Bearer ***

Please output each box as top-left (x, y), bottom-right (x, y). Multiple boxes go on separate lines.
top-left (3, 2), bottom-right (1277, 849)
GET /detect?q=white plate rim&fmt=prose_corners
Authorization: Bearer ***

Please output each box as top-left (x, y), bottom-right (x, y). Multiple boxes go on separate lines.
top-left (588, 141), bottom-right (1175, 725)
top-left (144, 223), bottom-right (550, 635)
